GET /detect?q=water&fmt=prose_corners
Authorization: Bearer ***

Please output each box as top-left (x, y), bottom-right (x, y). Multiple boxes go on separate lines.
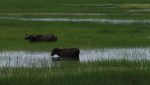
top-left (0, 48), bottom-right (150, 67)
top-left (0, 51), bottom-right (51, 67)
top-left (0, 17), bottom-right (150, 24)
top-left (80, 48), bottom-right (150, 62)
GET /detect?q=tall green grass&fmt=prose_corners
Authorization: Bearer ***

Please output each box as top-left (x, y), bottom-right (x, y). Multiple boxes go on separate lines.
top-left (0, 60), bottom-right (150, 85)
top-left (0, 20), bottom-right (150, 50)
top-left (0, 0), bottom-right (150, 13)
top-left (0, 0), bottom-right (150, 51)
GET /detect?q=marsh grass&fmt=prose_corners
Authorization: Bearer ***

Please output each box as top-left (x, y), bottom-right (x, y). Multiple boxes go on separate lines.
top-left (0, 60), bottom-right (150, 85)
top-left (117, 4), bottom-right (150, 9)
top-left (0, 0), bottom-right (150, 84)
top-left (0, 0), bottom-right (150, 13)
top-left (0, 0), bottom-right (150, 51)
top-left (0, 20), bottom-right (150, 50)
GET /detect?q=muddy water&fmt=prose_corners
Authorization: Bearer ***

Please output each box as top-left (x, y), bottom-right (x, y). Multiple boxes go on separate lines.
top-left (0, 48), bottom-right (150, 67)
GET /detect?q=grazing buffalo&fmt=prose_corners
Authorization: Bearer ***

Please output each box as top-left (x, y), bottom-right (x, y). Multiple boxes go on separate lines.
top-left (51, 48), bottom-right (80, 61)
top-left (25, 34), bottom-right (57, 42)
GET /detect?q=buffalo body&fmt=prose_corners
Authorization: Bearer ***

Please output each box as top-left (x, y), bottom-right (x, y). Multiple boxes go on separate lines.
top-left (51, 48), bottom-right (80, 60)
top-left (25, 34), bottom-right (57, 42)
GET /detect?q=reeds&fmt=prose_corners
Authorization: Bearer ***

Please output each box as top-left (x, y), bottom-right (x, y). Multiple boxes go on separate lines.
top-left (0, 60), bottom-right (150, 85)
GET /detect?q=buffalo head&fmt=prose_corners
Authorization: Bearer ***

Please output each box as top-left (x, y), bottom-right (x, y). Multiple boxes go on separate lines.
top-left (51, 48), bottom-right (60, 56)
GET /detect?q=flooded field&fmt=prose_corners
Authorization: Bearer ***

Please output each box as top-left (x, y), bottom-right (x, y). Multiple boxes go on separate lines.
top-left (0, 48), bottom-right (150, 67)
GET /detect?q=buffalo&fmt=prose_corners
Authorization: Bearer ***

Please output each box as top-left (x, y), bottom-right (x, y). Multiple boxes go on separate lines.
top-left (25, 34), bottom-right (57, 42)
top-left (51, 48), bottom-right (80, 61)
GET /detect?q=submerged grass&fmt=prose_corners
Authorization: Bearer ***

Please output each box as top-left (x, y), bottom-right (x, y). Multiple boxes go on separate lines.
top-left (0, 60), bottom-right (150, 85)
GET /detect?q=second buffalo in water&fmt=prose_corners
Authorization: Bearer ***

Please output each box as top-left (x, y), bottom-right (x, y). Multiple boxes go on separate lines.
top-left (51, 48), bottom-right (80, 61)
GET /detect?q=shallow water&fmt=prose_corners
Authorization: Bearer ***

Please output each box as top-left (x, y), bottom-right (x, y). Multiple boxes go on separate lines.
top-left (80, 48), bottom-right (150, 62)
top-left (0, 48), bottom-right (150, 67)
top-left (0, 17), bottom-right (150, 24)
top-left (0, 51), bottom-right (51, 67)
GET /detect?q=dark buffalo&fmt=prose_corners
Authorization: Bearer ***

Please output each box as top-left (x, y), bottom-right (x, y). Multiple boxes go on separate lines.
top-left (51, 48), bottom-right (80, 61)
top-left (25, 34), bottom-right (57, 42)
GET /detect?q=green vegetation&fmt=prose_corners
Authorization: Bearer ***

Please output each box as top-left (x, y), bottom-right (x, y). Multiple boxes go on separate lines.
top-left (0, 0), bottom-right (150, 13)
top-left (0, 1), bottom-right (150, 51)
top-left (0, 0), bottom-right (150, 85)
top-left (0, 21), bottom-right (150, 50)
top-left (0, 60), bottom-right (150, 85)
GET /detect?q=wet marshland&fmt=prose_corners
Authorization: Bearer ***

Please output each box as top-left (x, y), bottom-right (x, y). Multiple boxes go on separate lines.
top-left (0, 48), bottom-right (150, 67)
